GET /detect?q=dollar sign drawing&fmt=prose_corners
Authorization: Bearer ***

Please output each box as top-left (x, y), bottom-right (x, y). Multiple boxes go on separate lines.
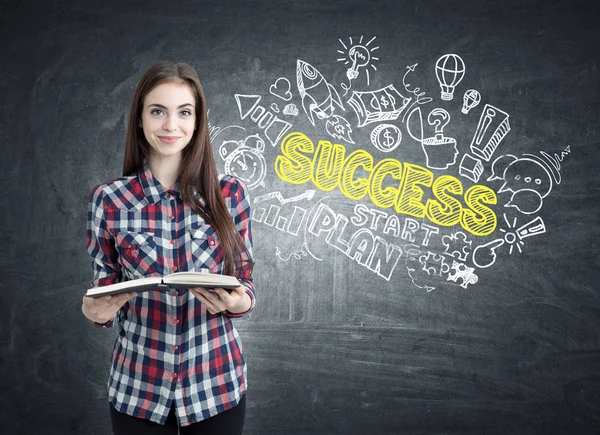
top-left (335, 124), bottom-right (345, 134)
top-left (383, 129), bottom-right (394, 146)
top-left (380, 95), bottom-right (389, 108)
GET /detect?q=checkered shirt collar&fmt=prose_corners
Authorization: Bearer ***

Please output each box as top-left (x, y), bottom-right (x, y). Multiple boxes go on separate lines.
top-left (138, 161), bottom-right (182, 205)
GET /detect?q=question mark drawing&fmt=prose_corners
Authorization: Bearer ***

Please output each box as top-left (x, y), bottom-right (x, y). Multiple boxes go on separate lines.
top-left (421, 108), bottom-right (458, 170)
top-left (428, 108), bottom-right (450, 139)
top-left (472, 239), bottom-right (505, 268)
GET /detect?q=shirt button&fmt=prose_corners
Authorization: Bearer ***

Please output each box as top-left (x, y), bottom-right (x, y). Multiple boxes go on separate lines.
top-left (171, 266), bottom-right (177, 272)
top-left (173, 345), bottom-right (179, 351)
top-left (169, 240), bottom-right (174, 245)
top-left (174, 318), bottom-right (180, 325)
top-left (172, 373), bottom-right (178, 379)
top-left (169, 215), bottom-right (174, 220)
top-left (173, 291), bottom-right (179, 297)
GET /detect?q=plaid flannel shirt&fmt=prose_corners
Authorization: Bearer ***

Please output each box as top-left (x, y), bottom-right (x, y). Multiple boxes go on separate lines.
top-left (85, 162), bottom-right (255, 426)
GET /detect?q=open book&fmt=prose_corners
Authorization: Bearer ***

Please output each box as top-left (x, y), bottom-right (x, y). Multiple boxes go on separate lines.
top-left (85, 271), bottom-right (241, 298)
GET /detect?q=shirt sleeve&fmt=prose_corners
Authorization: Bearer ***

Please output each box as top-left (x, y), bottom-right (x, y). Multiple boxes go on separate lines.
top-left (225, 178), bottom-right (256, 318)
top-left (85, 184), bottom-right (122, 328)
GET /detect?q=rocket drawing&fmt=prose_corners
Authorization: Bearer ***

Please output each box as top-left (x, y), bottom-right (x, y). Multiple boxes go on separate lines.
top-left (296, 60), bottom-right (344, 126)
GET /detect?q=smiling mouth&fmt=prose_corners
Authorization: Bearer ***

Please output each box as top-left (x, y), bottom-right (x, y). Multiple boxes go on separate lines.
top-left (157, 136), bottom-right (182, 144)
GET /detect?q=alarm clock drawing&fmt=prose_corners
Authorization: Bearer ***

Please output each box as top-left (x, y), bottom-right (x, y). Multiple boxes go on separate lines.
top-left (221, 134), bottom-right (267, 189)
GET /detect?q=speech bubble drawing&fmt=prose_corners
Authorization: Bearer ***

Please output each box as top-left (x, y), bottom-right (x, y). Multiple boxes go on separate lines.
top-left (499, 158), bottom-right (553, 198)
top-left (488, 154), bottom-right (517, 181)
top-left (505, 189), bottom-right (543, 215)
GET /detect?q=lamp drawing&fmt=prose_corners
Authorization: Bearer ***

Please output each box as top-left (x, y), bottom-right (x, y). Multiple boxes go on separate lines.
top-left (338, 35), bottom-right (379, 96)
top-left (347, 45), bottom-right (371, 81)
top-left (435, 54), bottom-right (465, 101)
top-left (461, 89), bottom-right (481, 114)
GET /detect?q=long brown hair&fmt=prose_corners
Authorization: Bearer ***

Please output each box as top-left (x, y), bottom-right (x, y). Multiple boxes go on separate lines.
top-left (123, 61), bottom-right (252, 277)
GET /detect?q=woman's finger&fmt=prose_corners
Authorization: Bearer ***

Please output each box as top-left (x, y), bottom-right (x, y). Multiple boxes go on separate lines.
top-left (191, 288), bottom-right (223, 313)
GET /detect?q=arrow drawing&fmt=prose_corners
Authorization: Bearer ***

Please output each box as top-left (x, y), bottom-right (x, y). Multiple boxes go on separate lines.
top-left (254, 190), bottom-right (316, 205)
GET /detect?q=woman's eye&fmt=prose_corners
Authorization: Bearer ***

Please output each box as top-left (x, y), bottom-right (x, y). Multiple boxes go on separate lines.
top-left (150, 109), bottom-right (163, 116)
top-left (181, 110), bottom-right (192, 116)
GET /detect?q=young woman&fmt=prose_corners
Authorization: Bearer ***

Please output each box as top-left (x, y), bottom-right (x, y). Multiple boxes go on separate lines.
top-left (82, 61), bottom-right (255, 434)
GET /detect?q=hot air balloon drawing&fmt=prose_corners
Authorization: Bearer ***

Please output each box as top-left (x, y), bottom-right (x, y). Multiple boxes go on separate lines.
top-left (435, 54), bottom-right (465, 101)
top-left (462, 89), bottom-right (481, 114)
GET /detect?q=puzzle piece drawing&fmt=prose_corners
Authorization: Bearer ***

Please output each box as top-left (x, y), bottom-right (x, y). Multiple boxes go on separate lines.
top-left (442, 232), bottom-right (472, 261)
top-left (447, 260), bottom-right (478, 289)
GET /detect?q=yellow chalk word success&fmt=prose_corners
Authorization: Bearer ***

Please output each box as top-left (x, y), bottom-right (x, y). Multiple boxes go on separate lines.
top-left (274, 132), bottom-right (497, 237)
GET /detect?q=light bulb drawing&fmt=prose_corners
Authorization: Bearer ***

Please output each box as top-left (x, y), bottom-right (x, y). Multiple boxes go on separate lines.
top-left (462, 89), bottom-right (481, 114)
top-left (348, 45), bottom-right (371, 79)
top-left (337, 35), bottom-right (379, 96)
top-left (435, 54), bottom-right (465, 101)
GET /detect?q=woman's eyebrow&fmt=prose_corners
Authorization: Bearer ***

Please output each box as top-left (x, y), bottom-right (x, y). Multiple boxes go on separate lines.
top-left (147, 103), bottom-right (195, 109)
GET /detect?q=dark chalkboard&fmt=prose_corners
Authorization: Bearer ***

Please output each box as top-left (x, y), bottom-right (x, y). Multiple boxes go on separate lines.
top-left (1, 0), bottom-right (599, 434)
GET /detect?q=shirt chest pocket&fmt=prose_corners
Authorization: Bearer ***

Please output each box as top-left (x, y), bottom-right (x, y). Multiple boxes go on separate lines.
top-left (115, 231), bottom-right (158, 279)
top-left (189, 224), bottom-right (223, 274)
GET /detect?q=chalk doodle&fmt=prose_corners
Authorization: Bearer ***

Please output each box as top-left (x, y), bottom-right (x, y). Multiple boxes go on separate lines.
top-left (219, 134), bottom-right (267, 189)
top-left (208, 110), bottom-right (245, 142)
top-left (283, 103), bottom-right (299, 116)
top-left (254, 190), bottom-right (316, 205)
top-left (499, 214), bottom-right (546, 255)
top-left (462, 89), bottom-right (481, 114)
top-left (347, 84), bottom-right (411, 127)
top-left (296, 60), bottom-right (344, 126)
top-left (435, 54), bottom-right (466, 101)
top-left (490, 145), bottom-right (569, 214)
top-left (442, 232), bottom-right (472, 262)
top-left (209, 124), bottom-right (245, 143)
top-left (275, 243), bottom-right (309, 262)
top-left (253, 202), bottom-right (309, 237)
top-left (370, 124), bottom-right (402, 153)
top-left (337, 35), bottom-right (379, 96)
top-left (447, 260), bottom-right (478, 289)
top-left (471, 239), bottom-right (504, 269)
top-left (218, 36), bottom-right (569, 296)
top-left (470, 104), bottom-right (511, 162)
top-left (405, 245), bottom-right (448, 292)
top-left (472, 213), bottom-right (547, 268)
top-left (459, 154), bottom-right (484, 182)
top-left (270, 77), bottom-right (293, 101)
top-left (234, 94), bottom-right (292, 146)
top-left (401, 63), bottom-right (434, 123)
top-left (421, 252), bottom-right (450, 277)
top-left (405, 105), bottom-right (424, 144)
top-left (421, 108), bottom-right (458, 170)
top-left (325, 114), bottom-right (355, 144)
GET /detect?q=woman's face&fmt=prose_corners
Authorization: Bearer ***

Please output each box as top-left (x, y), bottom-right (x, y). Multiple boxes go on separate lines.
top-left (141, 81), bottom-right (197, 160)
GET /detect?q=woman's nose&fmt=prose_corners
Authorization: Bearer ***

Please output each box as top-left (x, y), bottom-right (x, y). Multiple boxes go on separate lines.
top-left (163, 116), bottom-right (178, 132)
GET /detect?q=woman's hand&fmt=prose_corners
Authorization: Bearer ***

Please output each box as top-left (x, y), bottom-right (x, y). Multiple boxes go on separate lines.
top-left (81, 292), bottom-right (137, 324)
top-left (189, 285), bottom-right (251, 315)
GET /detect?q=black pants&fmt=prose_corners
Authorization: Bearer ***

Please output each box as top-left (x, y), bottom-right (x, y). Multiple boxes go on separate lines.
top-left (109, 395), bottom-right (246, 435)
